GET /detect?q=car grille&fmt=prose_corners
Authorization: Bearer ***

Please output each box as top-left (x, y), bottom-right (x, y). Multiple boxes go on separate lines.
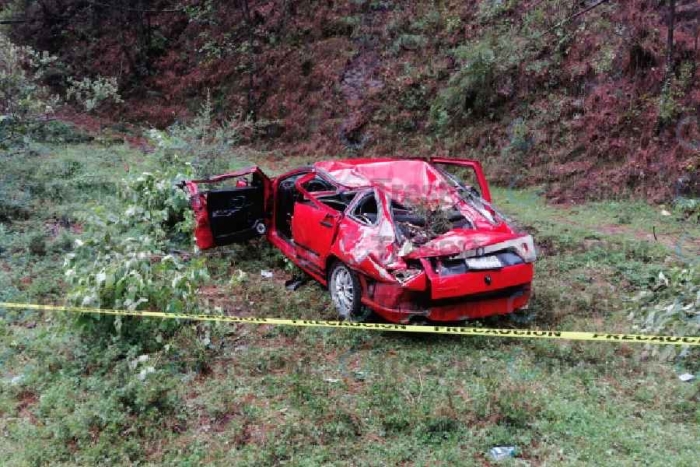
top-left (434, 251), bottom-right (524, 276)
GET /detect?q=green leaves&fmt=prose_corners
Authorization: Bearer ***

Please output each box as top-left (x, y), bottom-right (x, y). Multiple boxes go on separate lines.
top-left (674, 197), bottom-right (700, 223)
top-left (0, 33), bottom-right (59, 151)
top-left (64, 164), bottom-right (207, 344)
top-left (66, 76), bottom-right (123, 113)
top-left (430, 33), bottom-right (521, 127)
top-left (629, 267), bottom-right (700, 358)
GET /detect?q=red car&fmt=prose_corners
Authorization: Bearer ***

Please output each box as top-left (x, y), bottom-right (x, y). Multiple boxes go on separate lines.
top-left (183, 158), bottom-right (536, 324)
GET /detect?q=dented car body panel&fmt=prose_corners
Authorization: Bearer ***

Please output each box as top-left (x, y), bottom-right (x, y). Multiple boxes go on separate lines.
top-left (184, 158), bottom-right (536, 323)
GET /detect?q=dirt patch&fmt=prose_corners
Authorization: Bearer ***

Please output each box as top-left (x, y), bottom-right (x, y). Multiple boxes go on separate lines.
top-left (16, 390), bottom-right (38, 424)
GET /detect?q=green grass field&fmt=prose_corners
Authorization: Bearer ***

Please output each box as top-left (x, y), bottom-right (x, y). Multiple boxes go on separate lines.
top-left (1, 140), bottom-right (699, 466)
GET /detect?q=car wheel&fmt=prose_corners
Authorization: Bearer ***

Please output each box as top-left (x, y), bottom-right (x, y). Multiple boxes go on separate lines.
top-left (328, 262), bottom-right (362, 320)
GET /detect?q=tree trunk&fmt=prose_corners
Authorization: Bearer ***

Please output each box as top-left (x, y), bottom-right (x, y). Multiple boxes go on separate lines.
top-left (240, 0), bottom-right (256, 121)
top-left (666, 0), bottom-right (676, 82)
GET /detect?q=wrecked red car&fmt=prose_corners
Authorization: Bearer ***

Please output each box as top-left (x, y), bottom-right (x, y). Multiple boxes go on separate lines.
top-left (183, 158), bottom-right (536, 324)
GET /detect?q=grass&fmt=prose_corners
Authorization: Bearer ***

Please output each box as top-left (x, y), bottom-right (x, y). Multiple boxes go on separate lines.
top-left (1, 138), bottom-right (700, 465)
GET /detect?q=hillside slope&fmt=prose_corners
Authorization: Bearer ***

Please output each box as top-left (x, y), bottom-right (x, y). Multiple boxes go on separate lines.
top-left (5, 0), bottom-right (700, 201)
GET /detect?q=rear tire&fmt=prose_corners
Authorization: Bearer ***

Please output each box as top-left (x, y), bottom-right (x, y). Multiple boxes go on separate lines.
top-left (328, 262), bottom-right (362, 320)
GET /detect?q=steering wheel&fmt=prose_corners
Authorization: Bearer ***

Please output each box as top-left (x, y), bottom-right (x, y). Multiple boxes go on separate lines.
top-left (356, 214), bottom-right (373, 225)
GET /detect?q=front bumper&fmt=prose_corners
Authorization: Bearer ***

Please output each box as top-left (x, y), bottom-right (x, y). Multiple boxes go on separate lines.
top-left (361, 265), bottom-right (533, 324)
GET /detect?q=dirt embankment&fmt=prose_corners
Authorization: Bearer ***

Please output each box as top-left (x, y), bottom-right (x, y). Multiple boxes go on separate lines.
top-left (12, 0), bottom-right (700, 202)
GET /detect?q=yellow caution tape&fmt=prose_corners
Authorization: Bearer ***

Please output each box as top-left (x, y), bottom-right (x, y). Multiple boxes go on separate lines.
top-left (1, 302), bottom-right (698, 346)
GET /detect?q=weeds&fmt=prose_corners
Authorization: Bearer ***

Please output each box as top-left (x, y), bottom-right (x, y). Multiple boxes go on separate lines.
top-left (63, 163), bottom-right (211, 345)
top-left (674, 197), bottom-right (700, 222)
top-left (629, 267), bottom-right (700, 360)
top-left (2, 142), bottom-right (700, 465)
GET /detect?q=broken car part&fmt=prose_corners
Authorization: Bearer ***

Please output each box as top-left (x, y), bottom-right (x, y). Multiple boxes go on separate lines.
top-left (183, 158), bottom-right (536, 324)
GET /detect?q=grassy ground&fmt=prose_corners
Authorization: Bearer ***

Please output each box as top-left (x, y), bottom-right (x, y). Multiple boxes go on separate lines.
top-left (1, 140), bottom-right (699, 466)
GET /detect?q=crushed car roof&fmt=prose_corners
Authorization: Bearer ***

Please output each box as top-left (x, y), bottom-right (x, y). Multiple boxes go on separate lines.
top-left (314, 159), bottom-right (455, 207)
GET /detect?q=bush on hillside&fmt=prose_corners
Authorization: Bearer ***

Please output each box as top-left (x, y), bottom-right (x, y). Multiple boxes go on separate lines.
top-left (430, 33), bottom-right (524, 128)
top-left (0, 32), bottom-right (59, 151)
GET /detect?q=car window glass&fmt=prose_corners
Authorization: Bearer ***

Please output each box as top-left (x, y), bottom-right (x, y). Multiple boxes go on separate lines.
top-left (352, 193), bottom-right (379, 225)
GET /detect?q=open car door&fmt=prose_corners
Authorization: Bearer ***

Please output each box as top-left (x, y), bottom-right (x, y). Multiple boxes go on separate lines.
top-left (429, 157), bottom-right (492, 202)
top-left (182, 167), bottom-right (271, 250)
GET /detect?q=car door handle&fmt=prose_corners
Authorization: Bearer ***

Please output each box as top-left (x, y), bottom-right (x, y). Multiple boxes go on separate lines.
top-left (319, 214), bottom-right (336, 228)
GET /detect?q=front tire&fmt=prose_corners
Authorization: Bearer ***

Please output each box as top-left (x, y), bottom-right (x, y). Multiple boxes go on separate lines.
top-left (328, 262), bottom-right (362, 320)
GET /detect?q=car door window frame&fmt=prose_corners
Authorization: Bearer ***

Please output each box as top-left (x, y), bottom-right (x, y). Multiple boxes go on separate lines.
top-left (347, 189), bottom-right (381, 227)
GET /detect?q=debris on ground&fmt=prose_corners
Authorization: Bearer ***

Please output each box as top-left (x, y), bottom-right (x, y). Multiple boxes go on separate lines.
top-left (678, 373), bottom-right (695, 382)
top-left (285, 277), bottom-right (309, 291)
top-left (260, 270), bottom-right (274, 279)
top-left (8, 374), bottom-right (24, 385)
top-left (489, 446), bottom-right (516, 461)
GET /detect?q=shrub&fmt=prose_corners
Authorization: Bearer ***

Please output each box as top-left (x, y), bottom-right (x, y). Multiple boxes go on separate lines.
top-left (117, 171), bottom-right (194, 240)
top-left (149, 92), bottom-right (274, 178)
top-left (629, 267), bottom-right (700, 359)
top-left (28, 232), bottom-right (47, 256)
top-left (507, 117), bottom-right (532, 154)
top-left (430, 34), bottom-right (520, 127)
top-left (0, 32), bottom-right (59, 150)
top-left (391, 34), bottom-right (428, 54)
top-left (0, 170), bottom-right (32, 221)
top-left (657, 80), bottom-right (683, 127)
top-left (477, 0), bottom-right (518, 23)
top-left (66, 75), bottom-right (123, 112)
top-left (674, 198), bottom-right (700, 223)
top-left (657, 62), bottom-right (693, 127)
top-left (63, 163), bottom-right (209, 345)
